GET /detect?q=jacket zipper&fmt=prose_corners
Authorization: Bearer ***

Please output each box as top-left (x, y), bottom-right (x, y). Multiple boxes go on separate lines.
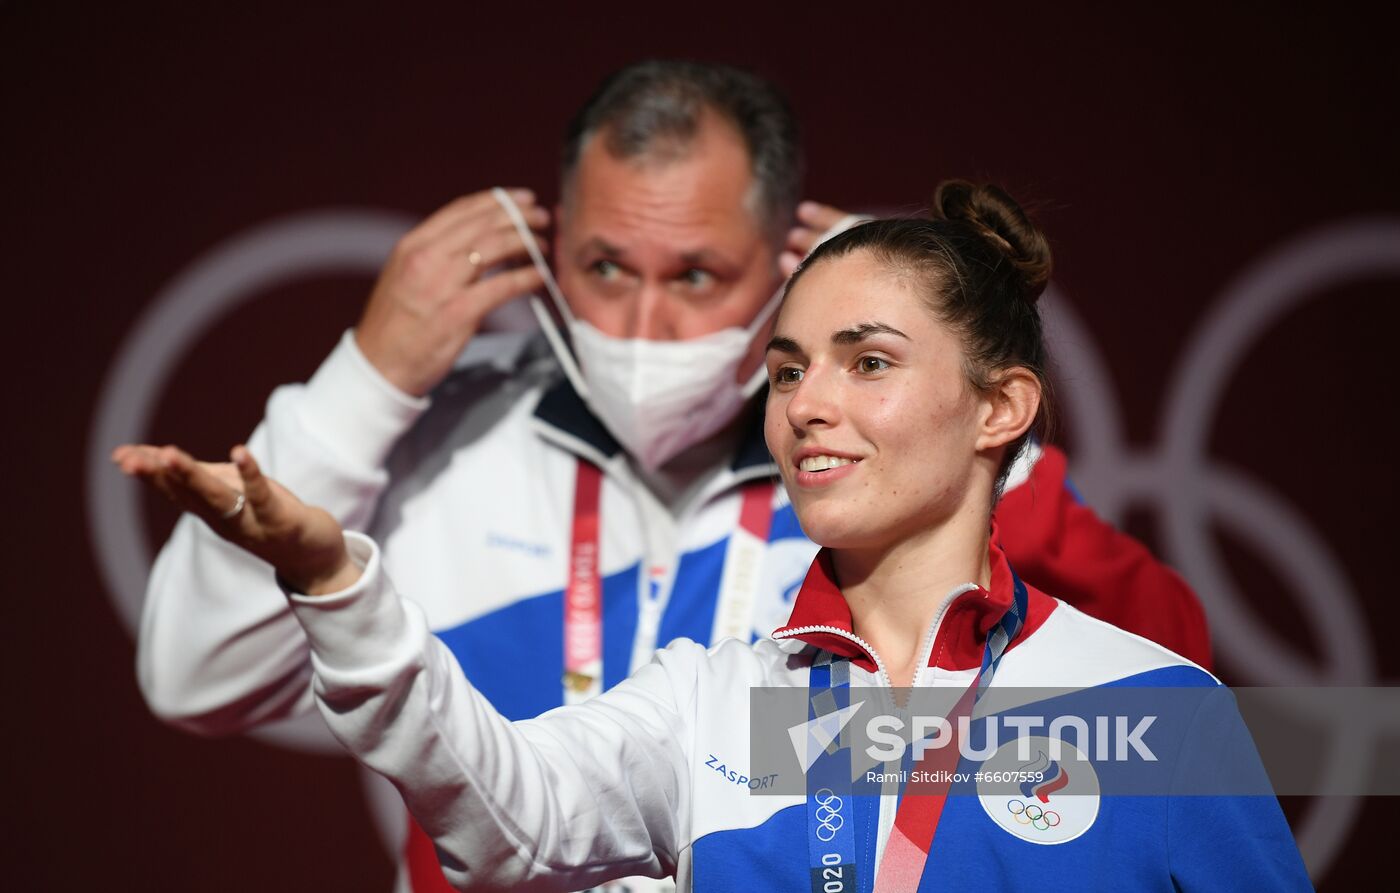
top-left (773, 624), bottom-right (894, 689)
top-left (910, 583), bottom-right (980, 687)
top-left (776, 582), bottom-right (982, 689)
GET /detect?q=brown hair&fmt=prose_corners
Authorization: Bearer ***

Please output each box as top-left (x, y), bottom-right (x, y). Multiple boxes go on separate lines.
top-left (787, 180), bottom-right (1054, 493)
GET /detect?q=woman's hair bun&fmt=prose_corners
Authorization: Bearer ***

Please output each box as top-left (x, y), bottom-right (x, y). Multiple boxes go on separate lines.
top-left (933, 179), bottom-right (1052, 302)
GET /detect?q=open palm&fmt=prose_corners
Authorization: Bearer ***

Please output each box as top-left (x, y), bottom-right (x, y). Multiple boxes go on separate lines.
top-left (112, 443), bottom-right (358, 594)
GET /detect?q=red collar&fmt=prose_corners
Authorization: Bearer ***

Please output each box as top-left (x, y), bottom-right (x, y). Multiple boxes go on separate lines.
top-left (771, 525), bottom-right (1054, 674)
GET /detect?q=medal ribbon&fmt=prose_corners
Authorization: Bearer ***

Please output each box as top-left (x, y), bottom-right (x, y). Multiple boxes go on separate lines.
top-left (806, 655), bottom-right (859, 893)
top-left (565, 461), bottom-right (776, 703)
top-left (563, 461), bottom-right (604, 704)
top-left (710, 479), bottom-right (777, 643)
top-left (807, 568), bottom-right (1029, 893)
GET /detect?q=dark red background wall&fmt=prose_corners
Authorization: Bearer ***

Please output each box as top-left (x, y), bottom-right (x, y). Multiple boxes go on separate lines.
top-left (7, 2), bottom-right (1396, 889)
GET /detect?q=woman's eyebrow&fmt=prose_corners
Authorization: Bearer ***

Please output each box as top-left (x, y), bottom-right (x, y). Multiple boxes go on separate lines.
top-left (765, 335), bottom-right (802, 355)
top-left (831, 322), bottom-right (909, 344)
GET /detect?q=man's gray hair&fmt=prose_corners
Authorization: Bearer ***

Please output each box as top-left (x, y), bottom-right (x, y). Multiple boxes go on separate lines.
top-left (561, 60), bottom-right (803, 236)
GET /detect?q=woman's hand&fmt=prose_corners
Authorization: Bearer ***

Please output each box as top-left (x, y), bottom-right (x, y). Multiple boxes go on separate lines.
top-left (112, 444), bottom-right (361, 595)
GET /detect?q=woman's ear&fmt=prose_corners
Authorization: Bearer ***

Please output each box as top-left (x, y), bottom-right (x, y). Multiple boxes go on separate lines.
top-left (975, 367), bottom-right (1041, 451)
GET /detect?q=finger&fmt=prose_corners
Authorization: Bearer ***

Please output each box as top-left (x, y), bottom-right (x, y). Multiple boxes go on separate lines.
top-left (201, 460), bottom-right (242, 491)
top-left (162, 446), bottom-right (245, 519)
top-left (231, 445), bottom-right (276, 519)
top-left (127, 444), bottom-right (239, 489)
top-left (130, 451), bottom-right (215, 517)
top-left (448, 264), bottom-right (547, 324)
top-left (785, 225), bottom-right (824, 257)
top-left (458, 225), bottom-right (549, 279)
top-left (425, 223), bottom-right (550, 294)
top-left (488, 202), bottom-right (550, 232)
top-left (113, 443), bottom-right (163, 476)
top-left (785, 201), bottom-right (862, 256)
top-left (157, 473), bottom-right (206, 512)
top-left (426, 200), bottom-right (550, 261)
top-left (796, 200), bottom-right (854, 231)
top-left (786, 215), bottom-right (870, 262)
top-left (113, 446), bottom-right (199, 517)
top-left (779, 250), bottom-right (802, 277)
top-left (122, 447), bottom-right (187, 494)
top-left (417, 188), bottom-right (535, 241)
top-left (411, 188), bottom-right (538, 246)
top-left (474, 204), bottom-right (551, 242)
top-left (113, 444), bottom-right (183, 507)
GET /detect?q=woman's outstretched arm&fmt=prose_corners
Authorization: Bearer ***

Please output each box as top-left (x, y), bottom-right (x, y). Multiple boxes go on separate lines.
top-left (115, 444), bottom-right (691, 889)
top-left (291, 533), bottom-right (690, 889)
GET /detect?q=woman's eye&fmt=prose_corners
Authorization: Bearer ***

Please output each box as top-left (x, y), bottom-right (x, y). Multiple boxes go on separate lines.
top-left (858, 356), bottom-right (890, 373)
top-left (774, 366), bottom-right (804, 385)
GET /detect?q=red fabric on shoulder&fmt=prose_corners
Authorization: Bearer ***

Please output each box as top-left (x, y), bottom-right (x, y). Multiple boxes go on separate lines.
top-left (994, 444), bottom-right (1213, 669)
top-left (774, 549), bottom-right (882, 673)
top-left (929, 541), bottom-right (1057, 671)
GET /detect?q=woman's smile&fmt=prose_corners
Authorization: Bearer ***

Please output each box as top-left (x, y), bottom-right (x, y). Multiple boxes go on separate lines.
top-left (792, 446), bottom-right (865, 487)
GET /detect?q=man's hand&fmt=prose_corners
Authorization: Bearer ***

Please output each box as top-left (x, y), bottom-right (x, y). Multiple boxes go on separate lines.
top-left (780, 201), bottom-right (867, 276)
top-left (113, 444), bottom-right (359, 595)
top-left (356, 188), bottom-right (550, 397)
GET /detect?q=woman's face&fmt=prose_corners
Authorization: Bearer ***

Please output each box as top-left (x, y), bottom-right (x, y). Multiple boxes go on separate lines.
top-left (764, 249), bottom-right (986, 550)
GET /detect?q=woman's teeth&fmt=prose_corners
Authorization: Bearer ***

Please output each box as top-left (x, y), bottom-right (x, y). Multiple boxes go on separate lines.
top-left (799, 455), bottom-right (857, 473)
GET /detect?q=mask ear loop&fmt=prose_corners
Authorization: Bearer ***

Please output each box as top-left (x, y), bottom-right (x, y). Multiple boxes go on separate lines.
top-left (818, 214), bottom-right (868, 248)
top-left (738, 283), bottom-right (785, 400)
top-left (737, 212), bottom-right (872, 399)
top-left (491, 187), bottom-right (591, 400)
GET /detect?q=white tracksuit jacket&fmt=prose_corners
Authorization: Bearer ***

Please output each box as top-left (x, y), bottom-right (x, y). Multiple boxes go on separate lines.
top-left (284, 528), bottom-right (1310, 892)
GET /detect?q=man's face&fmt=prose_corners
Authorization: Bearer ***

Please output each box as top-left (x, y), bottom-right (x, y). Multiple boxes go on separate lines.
top-left (553, 112), bottom-right (781, 341)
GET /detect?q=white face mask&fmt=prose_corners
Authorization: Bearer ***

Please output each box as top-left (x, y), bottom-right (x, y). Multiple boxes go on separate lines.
top-left (493, 187), bottom-right (781, 471)
top-left (568, 299), bottom-right (779, 470)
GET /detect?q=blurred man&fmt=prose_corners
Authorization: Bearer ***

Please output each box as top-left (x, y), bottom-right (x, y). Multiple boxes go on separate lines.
top-left (132, 60), bottom-right (1207, 892)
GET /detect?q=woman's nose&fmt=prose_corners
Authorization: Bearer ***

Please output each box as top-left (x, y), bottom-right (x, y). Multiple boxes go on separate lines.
top-left (785, 367), bottom-right (838, 431)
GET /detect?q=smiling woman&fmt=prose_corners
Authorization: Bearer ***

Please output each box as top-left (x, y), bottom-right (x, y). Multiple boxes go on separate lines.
top-left (763, 183), bottom-right (1052, 687)
top-left (113, 183), bottom-right (1310, 891)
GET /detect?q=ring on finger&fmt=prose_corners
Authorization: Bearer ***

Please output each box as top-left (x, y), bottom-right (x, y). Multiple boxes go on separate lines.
top-left (220, 492), bottom-right (246, 520)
